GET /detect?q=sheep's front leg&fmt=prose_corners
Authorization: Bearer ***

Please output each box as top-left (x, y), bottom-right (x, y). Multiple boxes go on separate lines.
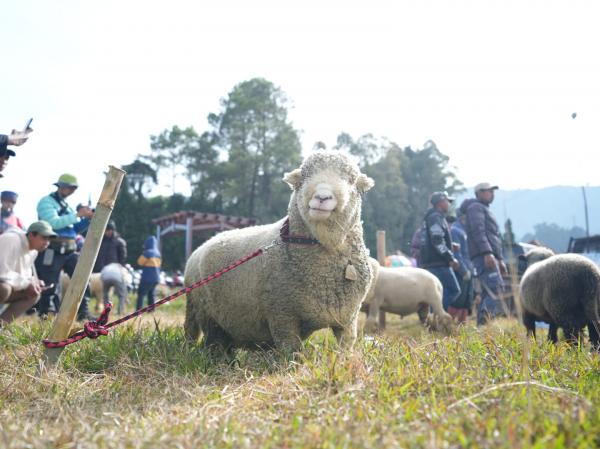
top-left (588, 321), bottom-right (600, 350)
top-left (333, 317), bottom-right (357, 349)
top-left (548, 323), bottom-right (559, 343)
top-left (268, 315), bottom-right (303, 353)
top-left (522, 311), bottom-right (537, 340)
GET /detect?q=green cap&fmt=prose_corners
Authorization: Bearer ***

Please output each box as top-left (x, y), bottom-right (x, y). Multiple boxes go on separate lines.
top-left (27, 220), bottom-right (58, 238)
top-left (54, 173), bottom-right (78, 188)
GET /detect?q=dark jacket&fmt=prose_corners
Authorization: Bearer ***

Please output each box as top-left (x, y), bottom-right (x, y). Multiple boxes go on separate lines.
top-left (419, 207), bottom-right (454, 268)
top-left (137, 236), bottom-right (161, 284)
top-left (460, 198), bottom-right (503, 260)
top-left (0, 135), bottom-right (8, 153)
top-left (93, 233), bottom-right (127, 272)
top-left (450, 221), bottom-right (474, 277)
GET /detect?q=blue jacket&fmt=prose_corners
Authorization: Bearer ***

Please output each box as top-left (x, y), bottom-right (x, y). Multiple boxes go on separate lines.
top-left (451, 221), bottom-right (473, 276)
top-left (37, 192), bottom-right (90, 238)
top-left (137, 236), bottom-right (161, 284)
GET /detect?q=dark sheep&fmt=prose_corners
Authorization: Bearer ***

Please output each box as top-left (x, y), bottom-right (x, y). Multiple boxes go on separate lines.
top-left (519, 247), bottom-right (600, 348)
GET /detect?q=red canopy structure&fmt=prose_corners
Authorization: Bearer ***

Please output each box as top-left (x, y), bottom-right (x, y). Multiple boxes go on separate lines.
top-left (152, 211), bottom-right (257, 261)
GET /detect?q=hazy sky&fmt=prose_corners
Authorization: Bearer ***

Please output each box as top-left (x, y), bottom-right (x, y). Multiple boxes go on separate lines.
top-left (1, 0), bottom-right (599, 225)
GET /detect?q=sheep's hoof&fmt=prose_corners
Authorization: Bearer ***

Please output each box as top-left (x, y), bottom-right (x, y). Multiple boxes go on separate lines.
top-left (363, 318), bottom-right (380, 334)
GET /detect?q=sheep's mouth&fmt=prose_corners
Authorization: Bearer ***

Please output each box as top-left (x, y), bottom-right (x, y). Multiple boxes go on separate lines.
top-left (310, 206), bottom-right (334, 213)
top-left (309, 207), bottom-right (334, 219)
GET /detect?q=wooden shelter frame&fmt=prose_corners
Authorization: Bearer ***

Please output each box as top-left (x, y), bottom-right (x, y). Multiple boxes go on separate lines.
top-left (152, 211), bottom-right (257, 260)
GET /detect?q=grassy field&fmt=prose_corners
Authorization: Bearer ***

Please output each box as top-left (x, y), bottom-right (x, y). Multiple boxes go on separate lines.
top-left (2, 296), bottom-right (600, 449)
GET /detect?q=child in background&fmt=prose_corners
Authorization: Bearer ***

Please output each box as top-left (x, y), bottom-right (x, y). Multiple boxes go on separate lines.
top-left (136, 236), bottom-right (161, 311)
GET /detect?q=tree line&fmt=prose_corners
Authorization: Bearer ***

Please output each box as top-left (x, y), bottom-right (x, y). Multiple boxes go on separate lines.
top-left (112, 78), bottom-right (463, 270)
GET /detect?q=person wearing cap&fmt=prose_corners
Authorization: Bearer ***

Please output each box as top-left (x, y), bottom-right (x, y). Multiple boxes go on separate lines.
top-left (34, 174), bottom-right (95, 320)
top-left (0, 128), bottom-right (32, 178)
top-left (93, 220), bottom-right (128, 274)
top-left (419, 191), bottom-right (461, 311)
top-left (0, 221), bottom-right (56, 325)
top-left (1, 191), bottom-right (25, 234)
top-left (459, 182), bottom-right (507, 325)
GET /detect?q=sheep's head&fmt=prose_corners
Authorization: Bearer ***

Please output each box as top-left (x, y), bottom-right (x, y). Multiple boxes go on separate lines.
top-left (284, 151), bottom-right (374, 250)
top-left (425, 312), bottom-right (456, 335)
top-left (519, 247), bottom-right (555, 268)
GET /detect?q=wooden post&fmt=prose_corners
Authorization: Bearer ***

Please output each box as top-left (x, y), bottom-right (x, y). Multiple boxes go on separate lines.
top-left (376, 230), bottom-right (386, 329)
top-left (42, 166), bottom-right (126, 367)
top-left (185, 214), bottom-right (193, 261)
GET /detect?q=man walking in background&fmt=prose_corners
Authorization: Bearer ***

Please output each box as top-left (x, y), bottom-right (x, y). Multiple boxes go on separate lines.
top-left (419, 191), bottom-right (461, 311)
top-left (460, 182), bottom-right (507, 325)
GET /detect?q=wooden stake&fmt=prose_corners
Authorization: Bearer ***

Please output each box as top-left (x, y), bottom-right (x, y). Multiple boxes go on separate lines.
top-left (42, 166), bottom-right (126, 367)
top-left (376, 230), bottom-right (386, 329)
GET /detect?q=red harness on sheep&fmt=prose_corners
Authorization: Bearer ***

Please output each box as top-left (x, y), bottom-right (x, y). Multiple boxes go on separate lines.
top-left (42, 217), bottom-right (320, 349)
top-left (279, 217), bottom-right (320, 245)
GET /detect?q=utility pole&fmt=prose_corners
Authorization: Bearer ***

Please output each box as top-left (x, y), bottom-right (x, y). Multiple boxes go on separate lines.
top-left (582, 186), bottom-right (590, 238)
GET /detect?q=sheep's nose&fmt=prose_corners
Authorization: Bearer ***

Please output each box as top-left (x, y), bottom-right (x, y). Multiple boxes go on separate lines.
top-left (315, 194), bottom-right (333, 203)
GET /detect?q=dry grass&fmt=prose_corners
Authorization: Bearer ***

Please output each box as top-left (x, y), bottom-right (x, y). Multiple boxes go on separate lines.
top-left (2, 299), bottom-right (600, 449)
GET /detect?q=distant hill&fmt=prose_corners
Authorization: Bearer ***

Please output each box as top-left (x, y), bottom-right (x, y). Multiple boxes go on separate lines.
top-left (454, 186), bottom-right (600, 241)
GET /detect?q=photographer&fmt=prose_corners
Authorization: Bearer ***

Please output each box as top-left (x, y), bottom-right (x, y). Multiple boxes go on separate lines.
top-left (1, 126), bottom-right (33, 178)
top-left (34, 174), bottom-right (95, 320)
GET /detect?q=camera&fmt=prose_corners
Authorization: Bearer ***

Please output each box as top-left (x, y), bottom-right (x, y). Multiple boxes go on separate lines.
top-left (76, 204), bottom-right (95, 213)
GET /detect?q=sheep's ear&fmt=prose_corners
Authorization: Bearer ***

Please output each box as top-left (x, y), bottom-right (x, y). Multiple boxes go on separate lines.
top-left (357, 174), bottom-right (375, 193)
top-left (283, 169), bottom-right (302, 190)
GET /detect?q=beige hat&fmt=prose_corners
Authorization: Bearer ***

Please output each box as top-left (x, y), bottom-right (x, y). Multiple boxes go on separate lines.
top-left (474, 182), bottom-right (499, 193)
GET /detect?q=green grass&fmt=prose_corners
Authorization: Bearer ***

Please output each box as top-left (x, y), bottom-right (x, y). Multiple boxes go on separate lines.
top-left (2, 302), bottom-right (600, 449)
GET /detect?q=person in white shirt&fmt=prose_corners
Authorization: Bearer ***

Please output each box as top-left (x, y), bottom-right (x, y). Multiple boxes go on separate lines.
top-left (0, 221), bottom-right (56, 325)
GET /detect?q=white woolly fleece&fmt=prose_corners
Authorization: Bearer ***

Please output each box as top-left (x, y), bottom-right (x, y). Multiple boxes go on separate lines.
top-left (184, 151), bottom-right (375, 352)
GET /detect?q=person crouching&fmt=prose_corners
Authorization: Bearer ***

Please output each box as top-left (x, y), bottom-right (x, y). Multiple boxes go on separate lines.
top-left (0, 221), bottom-right (57, 326)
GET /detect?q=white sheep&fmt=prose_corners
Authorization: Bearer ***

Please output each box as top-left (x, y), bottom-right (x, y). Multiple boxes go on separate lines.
top-left (59, 272), bottom-right (103, 309)
top-left (519, 247), bottom-right (600, 347)
top-left (362, 258), bottom-right (453, 333)
top-left (184, 150), bottom-right (375, 352)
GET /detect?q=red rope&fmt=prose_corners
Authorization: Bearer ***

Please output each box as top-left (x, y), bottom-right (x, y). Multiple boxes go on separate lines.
top-left (42, 248), bottom-right (264, 348)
